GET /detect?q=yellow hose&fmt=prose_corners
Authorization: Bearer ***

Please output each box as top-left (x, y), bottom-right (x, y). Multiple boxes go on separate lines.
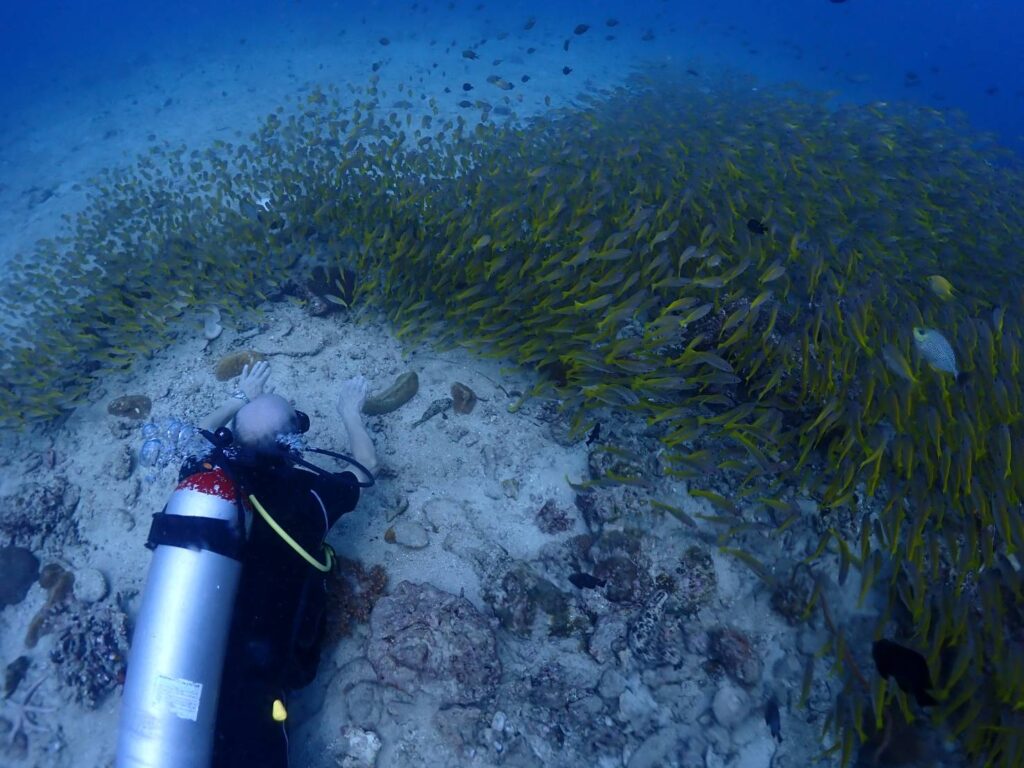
top-left (248, 494), bottom-right (334, 573)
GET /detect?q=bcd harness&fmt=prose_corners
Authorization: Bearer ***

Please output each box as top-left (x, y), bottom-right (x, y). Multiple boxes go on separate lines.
top-left (146, 426), bottom-right (374, 571)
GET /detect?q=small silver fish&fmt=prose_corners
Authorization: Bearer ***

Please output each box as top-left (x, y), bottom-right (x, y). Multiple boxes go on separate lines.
top-left (913, 327), bottom-right (960, 380)
top-left (412, 397), bottom-right (452, 427)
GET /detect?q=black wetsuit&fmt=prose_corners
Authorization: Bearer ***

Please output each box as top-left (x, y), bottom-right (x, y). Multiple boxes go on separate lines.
top-left (177, 456), bottom-right (360, 768)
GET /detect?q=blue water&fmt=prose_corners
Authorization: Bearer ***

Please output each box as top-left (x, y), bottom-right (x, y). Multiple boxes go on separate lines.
top-left (1, 0), bottom-right (1021, 153)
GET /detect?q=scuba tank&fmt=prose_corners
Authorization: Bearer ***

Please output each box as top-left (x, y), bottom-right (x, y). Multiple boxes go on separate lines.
top-left (116, 461), bottom-right (247, 768)
top-left (117, 422), bottom-right (374, 768)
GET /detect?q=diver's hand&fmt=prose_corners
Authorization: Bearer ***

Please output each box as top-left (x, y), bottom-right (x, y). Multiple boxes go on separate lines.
top-left (337, 375), bottom-right (369, 416)
top-left (238, 360), bottom-right (272, 401)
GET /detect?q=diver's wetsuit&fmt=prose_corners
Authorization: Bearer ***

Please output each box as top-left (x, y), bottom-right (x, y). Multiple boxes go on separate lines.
top-left (176, 455), bottom-right (360, 768)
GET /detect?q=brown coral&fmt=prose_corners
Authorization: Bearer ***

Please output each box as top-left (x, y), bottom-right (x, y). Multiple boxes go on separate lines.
top-left (214, 350), bottom-right (266, 381)
top-left (324, 556), bottom-right (388, 642)
top-left (706, 626), bottom-right (762, 687)
top-left (25, 564), bottom-right (74, 649)
top-left (674, 545), bottom-right (717, 614)
top-left (534, 498), bottom-right (573, 534)
top-left (49, 601), bottom-right (129, 708)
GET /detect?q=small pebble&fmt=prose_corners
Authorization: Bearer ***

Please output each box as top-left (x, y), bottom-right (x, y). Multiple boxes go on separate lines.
top-left (598, 668), bottom-right (628, 700)
top-left (390, 521), bottom-right (430, 549)
top-left (450, 381), bottom-right (478, 414)
top-left (712, 683), bottom-right (750, 728)
top-left (501, 477), bottom-right (520, 499)
top-left (203, 308), bottom-right (223, 340)
top-left (618, 686), bottom-right (658, 730)
top-left (73, 568), bottom-right (109, 604)
top-left (491, 711), bottom-right (506, 731)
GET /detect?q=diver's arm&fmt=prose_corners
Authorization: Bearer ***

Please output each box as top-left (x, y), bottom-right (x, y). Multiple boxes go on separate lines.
top-left (336, 375), bottom-right (378, 484)
top-left (338, 409), bottom-right (378, 483)
top-left (198, 361), bottom-right (272, 433)
top-left (198, 398), bottom-right (245, 433)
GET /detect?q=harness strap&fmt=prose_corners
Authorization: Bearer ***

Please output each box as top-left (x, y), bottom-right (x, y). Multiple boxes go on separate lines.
top-left (146, 513), bottom-right (246, 560)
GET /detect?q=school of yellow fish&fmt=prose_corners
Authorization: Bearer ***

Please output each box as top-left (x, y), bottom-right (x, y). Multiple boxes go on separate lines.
top-left (1, 69), bottom-right (1022, 765)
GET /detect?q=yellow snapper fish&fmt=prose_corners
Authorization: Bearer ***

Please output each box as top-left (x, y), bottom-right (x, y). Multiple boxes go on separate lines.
top-left (913, 326), bottom-right (964, 382)
top-left (926, 274), bottom-right (955, 301)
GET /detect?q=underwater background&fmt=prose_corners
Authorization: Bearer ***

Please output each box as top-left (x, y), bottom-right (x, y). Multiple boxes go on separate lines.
top-left (1, 1), bottom-right (1023, 767)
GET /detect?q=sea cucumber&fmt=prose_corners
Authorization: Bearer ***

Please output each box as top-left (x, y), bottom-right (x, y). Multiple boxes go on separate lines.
top-left (363, 371), bottom-right (419, 416)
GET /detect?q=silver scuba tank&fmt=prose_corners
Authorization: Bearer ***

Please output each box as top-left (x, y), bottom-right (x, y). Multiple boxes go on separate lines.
top-left (116, 465), bottom-right (248, 768)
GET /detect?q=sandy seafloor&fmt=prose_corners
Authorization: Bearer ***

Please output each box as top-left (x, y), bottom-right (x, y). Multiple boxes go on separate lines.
top-left (0, 11), bottom-right (966, 768)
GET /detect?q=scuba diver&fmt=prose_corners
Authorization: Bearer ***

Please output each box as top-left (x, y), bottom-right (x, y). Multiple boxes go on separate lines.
top-left (117, 361), bottom-right (378, 768)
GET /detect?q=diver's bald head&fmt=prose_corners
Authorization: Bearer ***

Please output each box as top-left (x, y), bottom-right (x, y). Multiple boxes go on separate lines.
top-left (233, 393), bottom-right (299, 455)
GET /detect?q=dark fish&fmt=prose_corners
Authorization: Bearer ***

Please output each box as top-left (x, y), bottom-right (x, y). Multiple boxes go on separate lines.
top-left (412, 397), bottom-right (453, 428)
top-left (686, 68), bottom-right (700, 76)
top-left (574, 24), bottom-right (590, 35)
top-left (524, 17), bottom-right (536, 30)
top-left (985, 86), bottom-right (998, 95)
top-left (458, 99), bottom-right (474, 108)
top-left (605, 35), bottom-right (615, 41)
top-left (527, 47), bottom-right (536, 53)
top-left (765, 697), bottom-right (782, 742)
top-left (606, 18), bottom-right (620, 27)
top-left (641, 29), bottom-right (654, 41)
top-left (379, 37), bottom-right (390, 46)
top-left (563, 38), bottom-right (571, 51)
top-left (4, 656), bottom-right (31, 697)
top-left (521, 74), bottom-right (530, 82)
top-left (462, 49), bottom-right (479, 59)
top-left (747, 218), bottom-right (768, 235)
top-left (372, 61), bottom-right (382, 72)
top-left (462, 82), bottom-right (474, 91)
top-left (829, 0), bottom-right (848, 3)
top-left (562, 66), bottom-right (573, 75)
top-left (586, 423), bottom-right (601, 446)
top-left (569, 572), bottom-right (606, 590)
top-left (872, 639), bottom-right (937, 706)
